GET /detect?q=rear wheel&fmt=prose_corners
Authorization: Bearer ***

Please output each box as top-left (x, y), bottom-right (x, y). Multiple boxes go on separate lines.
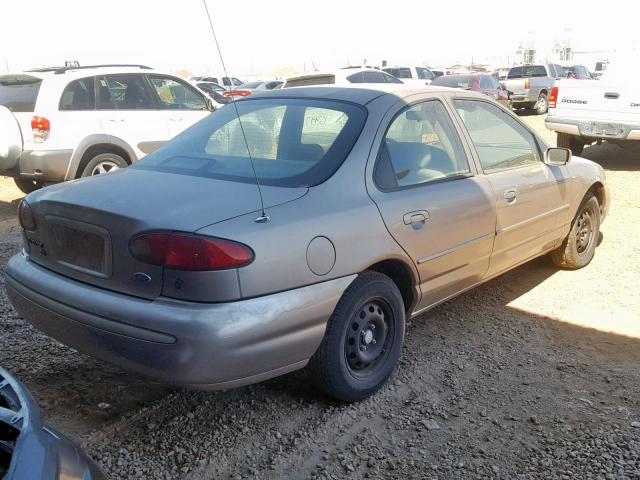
top-left (80, 152), bottom-right (128, 177)
top-left (535, 92), bottom-right (549, 115)
top-left (14, 178), bottom-right (42, 194)
top-left (551, 195), bottom-right (600, 269)
top-left (557, 132), bottom-right (585, 156)
top-left (308, 271), bottom-right (405, 402)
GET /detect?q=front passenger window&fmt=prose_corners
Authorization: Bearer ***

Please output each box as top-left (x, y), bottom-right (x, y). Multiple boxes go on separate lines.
top-left (454, 100), bottom-right (541, 172)
top-left (375, 100), bottom-right (471, 190)
top-left (148, 76), bottom-right (207, 111)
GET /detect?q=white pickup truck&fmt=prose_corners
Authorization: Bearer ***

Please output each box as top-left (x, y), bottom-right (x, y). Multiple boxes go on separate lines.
top-left (545, 59), bottom-right (640, 155)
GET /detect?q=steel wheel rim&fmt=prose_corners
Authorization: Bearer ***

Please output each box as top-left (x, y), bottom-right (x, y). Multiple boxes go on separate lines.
top-left (344, 298), bottom-right (394, 377)
top-left (576, 205), bottom-right (595, 254)
top-left (91, 160), bottom-right (120, 176)
top-left (537, 96), bottom-right (548, 111)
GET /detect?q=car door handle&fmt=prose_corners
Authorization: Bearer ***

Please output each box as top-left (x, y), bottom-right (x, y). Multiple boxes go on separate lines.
top-left (503, 189), bottom-right (518, 202)
top-left (403, 210), bottom-right (430, 225)
top-left (108, 118), bottom-right (125, 123)
top-left (169, 117), bottom-right (184, 122)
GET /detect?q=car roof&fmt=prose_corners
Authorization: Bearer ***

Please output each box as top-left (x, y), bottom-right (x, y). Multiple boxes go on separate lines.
top-left (242, 84), bottom-right (480, 106)
top-left (15, 66), bottom-right (180, 81)
top-left (285, 68), bottom-right (387, 82)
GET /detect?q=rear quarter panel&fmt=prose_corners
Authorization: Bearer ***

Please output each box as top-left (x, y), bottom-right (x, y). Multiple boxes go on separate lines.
top-left (196, 97), bottom-right (419, 301)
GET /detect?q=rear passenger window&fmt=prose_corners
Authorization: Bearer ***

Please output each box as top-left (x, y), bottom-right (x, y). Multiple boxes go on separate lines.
top-left (59, 77), bottom-right (95, 111)
top-left (97, 74), bottom-right (155, 110)
top-left (454, 100), bottom-right (541, 172)
top-left (383, 73), bottom-right (403, 84)
top-left (375, 100), bottom-right (471, 190)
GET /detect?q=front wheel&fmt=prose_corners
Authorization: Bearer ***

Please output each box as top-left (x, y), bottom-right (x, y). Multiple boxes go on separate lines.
top-left (308, 271), bottom-right (405, 402)
top-left (551, 195), bottom-right (600, 269)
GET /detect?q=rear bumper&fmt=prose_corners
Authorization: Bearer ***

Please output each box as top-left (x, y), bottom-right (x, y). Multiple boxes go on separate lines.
top-left (509, 91), bottom-right (538, 105)
top-left (545, 116), bottom-right (640, 140)
top-left (5, 253), bottom-right (354, 389)
top-left (7, 149), bottom-right (73, 182)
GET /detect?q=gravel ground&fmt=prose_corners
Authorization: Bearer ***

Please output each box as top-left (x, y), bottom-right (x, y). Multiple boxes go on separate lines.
top-left (1, 114), bottom-right (639, 479)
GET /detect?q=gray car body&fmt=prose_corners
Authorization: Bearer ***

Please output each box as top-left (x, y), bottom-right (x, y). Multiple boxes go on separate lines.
top-left (5, 85), bottom-right (609, 390)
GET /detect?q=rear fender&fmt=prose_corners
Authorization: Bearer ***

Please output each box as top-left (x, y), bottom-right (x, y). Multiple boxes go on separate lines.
top-left (65, 135), bottom-right (137, 180)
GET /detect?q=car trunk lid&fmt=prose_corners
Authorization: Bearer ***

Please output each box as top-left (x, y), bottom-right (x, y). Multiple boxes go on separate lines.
top-left (24, 168), bottom-right (306, 299)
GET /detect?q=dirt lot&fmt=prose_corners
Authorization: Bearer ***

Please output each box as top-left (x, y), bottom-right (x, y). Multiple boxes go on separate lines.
top-left (1, 114), bottom-right (639, 480)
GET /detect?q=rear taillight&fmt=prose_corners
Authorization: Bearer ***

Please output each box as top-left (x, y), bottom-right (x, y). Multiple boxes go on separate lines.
top-left (129, 233), bottom-right (254, 271)
top-left (223, 90), bottom-right (252, 98)
top-left (31, 116), bottom-right (50, 142)
top-left (524, 79), bottom-right (530, 90)
top-left (549, 86), bottom-right (559, 109)
top-left (17, 199), bottom-right (36, 231)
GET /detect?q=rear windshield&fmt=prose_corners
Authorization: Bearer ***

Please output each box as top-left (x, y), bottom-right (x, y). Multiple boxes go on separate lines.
top-left (432, 75), bottom-right (475, 89)
top-left (239, 81), bottom-right (263, 89)
top-left (284, 75), bottom-right (335, 88)
top-left (507, 65), bottom-right (548, 78)
top-left (134, 98), bottom-right (367, 187)
top-left (0, 75), bottom-right (42, 112)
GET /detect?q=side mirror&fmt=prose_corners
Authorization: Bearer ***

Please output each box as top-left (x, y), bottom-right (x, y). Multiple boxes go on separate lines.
top-left (545, 147), bottom-right (571, 165)
top-left (206, 97), bottom-right (217, 111)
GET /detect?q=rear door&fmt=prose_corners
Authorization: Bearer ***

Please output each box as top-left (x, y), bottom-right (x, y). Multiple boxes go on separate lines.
top-left (97, 73), bottom-right (170, 159)
top-left (367, 97), bottom-right (496, 312)
top-left (52, 76), bottom-right (102, 152)
top-left (452, 98), bottom-right (570, 276)
top-left (146, 74), bottom-right (210, 137)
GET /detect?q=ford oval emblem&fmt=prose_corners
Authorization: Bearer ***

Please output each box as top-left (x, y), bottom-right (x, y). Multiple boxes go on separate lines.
top-left (134, 272), bottom-right (152, 283)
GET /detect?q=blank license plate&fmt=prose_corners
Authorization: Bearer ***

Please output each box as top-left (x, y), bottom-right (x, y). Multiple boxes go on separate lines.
top-left (49, 222), bottom-right (107, 274)
top-left (592, 122), bottom-right (622, 136)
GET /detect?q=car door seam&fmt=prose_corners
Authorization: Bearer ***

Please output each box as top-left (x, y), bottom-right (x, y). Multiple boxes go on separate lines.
top-left (416, 232), bottom-right (495, 264)
top-left (496, 203), bottom-right (570, 235)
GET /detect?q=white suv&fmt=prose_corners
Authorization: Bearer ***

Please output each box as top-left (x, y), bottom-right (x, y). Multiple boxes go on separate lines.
top-left (0, 64), bottom-right (213, 193)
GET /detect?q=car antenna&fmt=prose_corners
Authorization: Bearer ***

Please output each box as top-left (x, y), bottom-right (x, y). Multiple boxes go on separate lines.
top-left (202, 0), bottom-right (269, 224)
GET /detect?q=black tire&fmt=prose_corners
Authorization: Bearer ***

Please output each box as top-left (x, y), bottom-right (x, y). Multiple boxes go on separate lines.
top-left (14, 178), bottom-right (42, 194)
top-left (79, 152), bottom-right (128, 178)
top-left (535, 92), bottom-right (549, 115)
top-left (557, 132), bottom-right (585, 156)
top-left (551, 194), bottom-right (600, 269)
top-left (308, 271), bottom-right (405, 402)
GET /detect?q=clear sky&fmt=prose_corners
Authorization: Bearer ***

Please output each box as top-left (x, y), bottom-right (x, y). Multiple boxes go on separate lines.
top-left (1, 0), bottom-right (636, 77)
